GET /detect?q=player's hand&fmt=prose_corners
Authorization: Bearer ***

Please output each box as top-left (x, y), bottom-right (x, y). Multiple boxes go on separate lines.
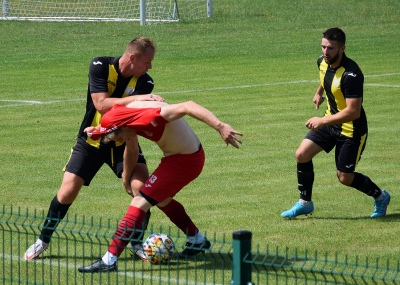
top-left (219, 123), bottom-right (243, 149)
top-left (313, 93), bottom-right (325, 110)
top-left (84, 126), bottom-right (99, 134)
top-left (136, 94), bottom-right (164, 102)
top-left (150, 94), bottom-right (164, 102)
top-left (122, 176), bottom-right (133, 196)
top-left (305, 117), bottom-right (325, 130)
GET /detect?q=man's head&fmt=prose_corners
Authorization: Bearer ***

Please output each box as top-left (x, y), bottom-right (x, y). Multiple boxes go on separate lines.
top-left (102, 128), bottom-right (135, 144)
top-left (124, 37), bottom-right (156, 57)
top-left (322, 28), bottom-right (346, 46)
top-left (101, 129), bottom-right (120, 144)
top-left (121, 37), bottom-right (156, 77)
top-left (321, 28), bottom-right (346, 68)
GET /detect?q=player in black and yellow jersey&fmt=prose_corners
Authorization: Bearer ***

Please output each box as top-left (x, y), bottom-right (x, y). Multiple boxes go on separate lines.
top-left (281, 28), bottom-right (390, 219)
top-left (24, 37), bottom-right (164, 261)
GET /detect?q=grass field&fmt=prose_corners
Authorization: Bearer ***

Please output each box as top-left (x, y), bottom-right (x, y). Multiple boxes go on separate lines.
top-left (1, 0), bottom-right (400, 282)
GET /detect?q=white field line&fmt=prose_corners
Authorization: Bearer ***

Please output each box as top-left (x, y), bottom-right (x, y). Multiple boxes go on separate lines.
top-left (0, 99), bottom-right (84, 108)
top-left (0, 100), bottom-right (43, 104)
top-left (1, 253), bottom-right (222, 285)
top-left (1, 72), bottom-right (399, 108)
top-left (365, 83), bottom-right (400, 88)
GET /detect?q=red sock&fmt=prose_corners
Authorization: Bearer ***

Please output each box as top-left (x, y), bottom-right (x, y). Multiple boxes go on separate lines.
top-left (158, 199), bottom-right (198, 236)
top-left (108, 206), bottom-right (146, 257)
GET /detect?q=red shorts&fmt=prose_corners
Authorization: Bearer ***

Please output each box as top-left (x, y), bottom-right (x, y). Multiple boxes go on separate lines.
top-left (140, 146), bottom-right (205, 205)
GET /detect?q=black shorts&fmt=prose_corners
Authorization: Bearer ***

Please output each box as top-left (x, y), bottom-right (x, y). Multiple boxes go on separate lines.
top-left (305, 126), bottom-right (368, 173)
top-left (64, 138), bottom-right (146, 186)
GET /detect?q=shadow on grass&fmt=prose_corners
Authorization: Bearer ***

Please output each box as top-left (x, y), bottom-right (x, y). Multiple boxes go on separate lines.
top-left (44, 251), bottom-right (293, 273)
top-left (312, 212), bottom-right (400, 221)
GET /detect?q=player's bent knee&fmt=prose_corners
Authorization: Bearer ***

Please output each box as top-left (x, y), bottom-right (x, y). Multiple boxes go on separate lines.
top-left (337, 171), bottom-right (353, 186)
top-left (295, 150), bottom-right (311, 163)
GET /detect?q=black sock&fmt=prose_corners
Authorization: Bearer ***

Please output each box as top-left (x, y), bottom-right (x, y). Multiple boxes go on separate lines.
top-left (297, 161), bottom-right (314, 201)
top-left (350, 172), bottom-right (381, 199)
top-left (39, 195), bottom-right (71, 243)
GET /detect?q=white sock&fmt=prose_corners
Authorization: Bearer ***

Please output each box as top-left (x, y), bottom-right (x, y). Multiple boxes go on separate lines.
top-left (188, 232), bottom-right (205, 244)
top-left (299, 199), bottom-right (312, 206)
top-left (36, 239), bottom-right (49, 248)
top-left (102, 251), bottom-right (117, 265)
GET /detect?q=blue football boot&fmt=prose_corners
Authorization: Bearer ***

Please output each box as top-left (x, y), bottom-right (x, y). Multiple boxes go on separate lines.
top-left (281, 201), bottom-right (314, 218)
top-left (371, 190), bottom-right (390, 218)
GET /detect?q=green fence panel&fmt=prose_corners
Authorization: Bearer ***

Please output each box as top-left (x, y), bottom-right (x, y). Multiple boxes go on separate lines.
top-left (1, 206), bottom-right (399, 285)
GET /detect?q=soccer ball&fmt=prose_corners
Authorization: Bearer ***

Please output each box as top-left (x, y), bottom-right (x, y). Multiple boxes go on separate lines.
top-left (142, 233), bottom-right (175, 264)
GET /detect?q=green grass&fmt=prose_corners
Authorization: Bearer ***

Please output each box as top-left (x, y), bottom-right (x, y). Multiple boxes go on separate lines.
top-left (1, 0), bottom-right (400, 283)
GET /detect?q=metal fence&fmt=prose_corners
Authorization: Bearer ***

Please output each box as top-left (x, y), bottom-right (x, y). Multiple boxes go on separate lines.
top-left (1, 206), bottom-right (399, 285)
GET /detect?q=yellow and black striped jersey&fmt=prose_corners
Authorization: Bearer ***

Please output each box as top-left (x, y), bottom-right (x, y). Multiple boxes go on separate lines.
top-left (77, 56), bottom-right (154, 148)
top-left (317, 53), bottom-right (367, 138)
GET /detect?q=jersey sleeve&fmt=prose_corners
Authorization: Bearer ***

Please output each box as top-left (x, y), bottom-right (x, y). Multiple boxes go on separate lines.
top-left (342, 70), bottom-right (364, 99)
top-left (88, 57), bottom-right (109, 94)
top-left (132, 73), bottom-right (155, 95)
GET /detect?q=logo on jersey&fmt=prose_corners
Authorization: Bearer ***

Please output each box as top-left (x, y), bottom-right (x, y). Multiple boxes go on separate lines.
top-left (347, 73), bottom-right (357, 77)
top-left (125, 87), bottom-right (135, 96)
top-left (147, 80), bottom-right (154, 85)
top-left (150, 120), bottom-right (158, 127)
top-left (333, 77), bottom-right (340, 88)
top-left (93, 61), bottom-right (102, 65)
top-left (99, 124), bottom-right (118, 134)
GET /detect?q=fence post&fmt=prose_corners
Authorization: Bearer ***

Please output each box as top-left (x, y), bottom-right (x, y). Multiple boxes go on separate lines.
top-left (140, 0), bottom-right (146, 26)
top-left (207, 0), bottom-right (212, 17)
top-left (230, 230), bottom-right (255, 285)
top-left (3, 0), bottom-right (9, 16)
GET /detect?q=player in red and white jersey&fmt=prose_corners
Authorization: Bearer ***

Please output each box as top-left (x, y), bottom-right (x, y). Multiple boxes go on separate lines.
top-left (78, 100), bottom-right (242, 272)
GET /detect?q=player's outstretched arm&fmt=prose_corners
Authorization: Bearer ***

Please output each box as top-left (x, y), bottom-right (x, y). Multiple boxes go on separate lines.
top-left (91, 92), bottom-right (165, 115)
top-left (160, 101), bottom-right (243, 148)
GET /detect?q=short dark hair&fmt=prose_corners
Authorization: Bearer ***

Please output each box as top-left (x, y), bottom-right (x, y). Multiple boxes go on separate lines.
top-left (322, 28), bottom-right (346, 46)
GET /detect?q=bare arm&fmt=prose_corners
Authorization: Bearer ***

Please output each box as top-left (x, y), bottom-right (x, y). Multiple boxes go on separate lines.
top-left (313, 84), bottom-right (325, 110)
top-left (305, 97), bottom-right (362, 130)
top-left (92, 92), bottom-right (164, 115)
top-left (160, 100), bottom-right (243, 148)
top-left (122, 133), bottom-right (139, 195)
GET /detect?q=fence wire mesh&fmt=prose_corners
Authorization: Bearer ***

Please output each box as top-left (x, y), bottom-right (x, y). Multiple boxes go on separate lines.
top-left (1, 206), bottom-right (399, 285)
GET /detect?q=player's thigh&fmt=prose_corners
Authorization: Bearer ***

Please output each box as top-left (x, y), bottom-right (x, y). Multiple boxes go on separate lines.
top-left (296, 138), bottom-right (324, 162)
top-left (140, 149), bottom-right (205, 205)
top-left (64, 140), bottom-right (104, 186)
top-left (297, 127), bottom-right (335, 162)
top-left (130, 163), bottom-right (149, 195)
top-left (108, 143), bottom-right (147, 178)
top-left (57, 171), bottom-right (85, 203)
top-left (335, 134), bottom-right (367, 173)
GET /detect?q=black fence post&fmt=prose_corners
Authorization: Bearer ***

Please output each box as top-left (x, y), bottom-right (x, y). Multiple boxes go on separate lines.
top-left (230, 230), bottom-right (255, 285)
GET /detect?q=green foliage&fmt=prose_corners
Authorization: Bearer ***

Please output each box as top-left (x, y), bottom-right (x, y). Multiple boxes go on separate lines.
top-left (0, 0), bottom-right (399, 272)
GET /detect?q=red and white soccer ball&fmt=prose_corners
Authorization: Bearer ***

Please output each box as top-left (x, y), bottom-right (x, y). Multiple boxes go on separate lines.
top-left (142, 233), bottom-right (175, 264)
